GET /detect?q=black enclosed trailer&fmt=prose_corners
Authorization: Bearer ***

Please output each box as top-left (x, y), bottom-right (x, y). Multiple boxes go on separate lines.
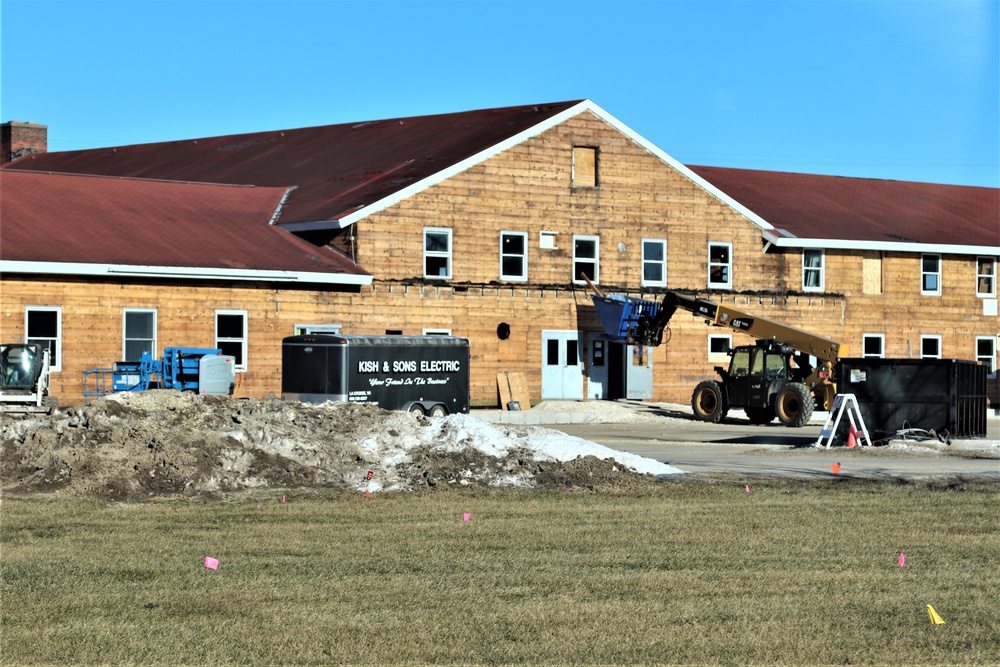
top-left (281, 335), bottom-right (470, 416)
top-left (836, 358), bottom-right (987, 439)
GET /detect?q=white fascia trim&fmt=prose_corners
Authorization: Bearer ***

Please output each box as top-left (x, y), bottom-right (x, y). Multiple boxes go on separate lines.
top-left (0, 261), bottom-right (373, 286)
top-left (760, 231), bottom-right (1000, 256)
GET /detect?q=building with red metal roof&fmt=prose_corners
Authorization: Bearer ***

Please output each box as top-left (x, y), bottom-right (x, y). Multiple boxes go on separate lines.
top-left (1, 101), bottom-right (996, 411)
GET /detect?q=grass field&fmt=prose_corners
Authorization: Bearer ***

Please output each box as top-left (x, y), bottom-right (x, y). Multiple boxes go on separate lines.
top-left (2, 479), bottom-right (998, 665)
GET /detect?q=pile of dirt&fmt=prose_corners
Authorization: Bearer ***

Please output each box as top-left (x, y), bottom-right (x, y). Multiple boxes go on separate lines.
top-left (1, 391), bottom-right (661, 500)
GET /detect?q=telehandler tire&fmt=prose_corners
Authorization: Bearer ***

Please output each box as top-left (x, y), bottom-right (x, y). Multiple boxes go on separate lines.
top-left (691, 380), bottom-right (728, 423)
top-left (775, 383), bottom-right (814, 427)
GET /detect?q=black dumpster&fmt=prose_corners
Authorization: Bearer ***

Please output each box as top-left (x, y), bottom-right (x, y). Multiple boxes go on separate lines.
top-left (836, 358), bottom-right (987, 439)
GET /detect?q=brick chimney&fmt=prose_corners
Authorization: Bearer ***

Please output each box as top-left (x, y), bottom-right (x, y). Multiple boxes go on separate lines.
top-left (1, 121), bottom-right (48, 164)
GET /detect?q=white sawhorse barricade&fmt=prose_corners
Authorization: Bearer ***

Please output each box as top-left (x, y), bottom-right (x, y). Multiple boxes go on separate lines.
top-left (815, 393), bottom-right (873, 449)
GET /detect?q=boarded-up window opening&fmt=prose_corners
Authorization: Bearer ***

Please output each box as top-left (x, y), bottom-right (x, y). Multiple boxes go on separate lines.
top-left (862, 251), bottom-right (882, 295)
top-left (572, 146), bottom-right (597, 188)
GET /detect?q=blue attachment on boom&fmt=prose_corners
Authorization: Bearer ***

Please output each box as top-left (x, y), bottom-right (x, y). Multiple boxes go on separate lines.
top-left (591, 294), bottom-right (660, 342)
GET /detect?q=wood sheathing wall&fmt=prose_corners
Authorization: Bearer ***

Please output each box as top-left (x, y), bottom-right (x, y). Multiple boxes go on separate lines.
top-left (2, 111), bottom-right (996, 405)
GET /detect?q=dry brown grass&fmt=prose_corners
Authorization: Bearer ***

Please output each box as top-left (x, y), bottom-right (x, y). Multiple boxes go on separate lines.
top-left (2, 479), bottom-right (998, 665)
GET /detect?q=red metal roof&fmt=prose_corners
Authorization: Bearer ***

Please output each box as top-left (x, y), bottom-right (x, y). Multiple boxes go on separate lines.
top-left (0, 170), bottom-right (370, 280)
top-left (4, 101), bottom-right (584, 225)
top-left (689, 166), bottom-right (999, 248)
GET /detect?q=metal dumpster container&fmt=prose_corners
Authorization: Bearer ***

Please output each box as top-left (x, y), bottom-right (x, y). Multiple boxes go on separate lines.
top-left (836, 358), bottom-right (987, 439)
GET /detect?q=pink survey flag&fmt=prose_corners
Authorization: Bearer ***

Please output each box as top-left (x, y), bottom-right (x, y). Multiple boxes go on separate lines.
top-left (281, 495), bottom-right (286, 503)
top-left (463, 512), bottom-right (471, 522)
top-left (745, 484), bottom-right (750, 493)
top-left (204, 556), bottom-right (219, 570)
top-left (899, 552), bottom-right (906, 567)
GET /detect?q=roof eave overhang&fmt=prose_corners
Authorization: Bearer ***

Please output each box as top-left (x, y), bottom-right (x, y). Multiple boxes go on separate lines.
top-left (0, 261), bottom-right (373, 285)
top-left (761, 231), bottom-right (1000, 256)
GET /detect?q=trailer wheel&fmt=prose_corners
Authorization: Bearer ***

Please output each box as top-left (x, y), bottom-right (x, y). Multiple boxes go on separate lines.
top-left (775, 383), bottom-right (814, 427)
top-left (407, 404), bottom-right (425, 416)
top-left (745, 406), bottom-right (774, 424)
top-left (428, 404), bottom-right (448, 418)
top-left (691, 380), bottom-right (728, 423)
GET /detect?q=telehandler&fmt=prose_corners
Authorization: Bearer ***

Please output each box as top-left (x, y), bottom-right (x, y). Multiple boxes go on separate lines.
top-left (592, 291), bottom-right (847, 427)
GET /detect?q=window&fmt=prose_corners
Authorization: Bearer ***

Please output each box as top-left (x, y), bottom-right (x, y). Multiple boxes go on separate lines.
top-left (572, 146), bottom-right (597, 188)
top-left (642, 239), bottom-right (667, 287)
top-left (215, 310), bottom-right (248, 371)
top-left (802, 249), bottom-right (824, 292)
top-left (976, 256), bottom-right (996, 297)
top-left (123, 309), bottom-right (156, 360)
top-left (423, 227), bottom-right (452, 279)
top-left (976, 336), bottom-right (996, 376)
top-left (708, 242), bottom-right (732, 289)
top-left (25, 307), bottom-right (61, 371)
top-left (708, 335), bottom-right (731, 360)
top-left (730, 348), bottom-right (751, 378)
top-left (545, 338), bottom-right (579, 366)
top-left (293, 324), bottom-right (341, 335)
top-left (423, 329), bottom-right (452, 336)
top-left (920, 335), bottom-right (942, 359)
top-left (921, 254), bottom-right (941, 295)
top-left (500, 231), bottom-right (527, 281)
top-left (573, 235), bottom-right (599, 284)
top-left (862, 333), bottom-right (885, 358)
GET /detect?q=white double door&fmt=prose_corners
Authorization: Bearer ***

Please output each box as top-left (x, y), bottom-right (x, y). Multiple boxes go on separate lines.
top-left (541, 330), bottom-right (583, 400)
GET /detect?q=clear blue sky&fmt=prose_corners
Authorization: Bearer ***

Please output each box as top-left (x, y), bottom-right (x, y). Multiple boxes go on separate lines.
top-left (2, 0), bottom-right (998, 187)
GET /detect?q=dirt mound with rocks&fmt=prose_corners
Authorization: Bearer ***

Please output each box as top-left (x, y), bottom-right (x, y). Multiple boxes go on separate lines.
top-left (1, 391), bottom-right (661, 500)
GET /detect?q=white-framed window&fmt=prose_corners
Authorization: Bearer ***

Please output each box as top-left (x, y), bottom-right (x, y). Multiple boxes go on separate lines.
top-left (573, 235), bottom-right (599, 284)
top-left (708, 242), bottom-right (732, 289)
top-left (921, 254), bottom-right (941, 296)
top-left (802, 249), bottom-right (825, 292)
top-left (25, 306), bottom-right (62, 372)
top-left (423, 328), bottom-right (452, 336)
top-left (572, 146), bottom-right (598, 188)
top-left (862, 333), bottom-right (885, 358)
top-left (499, 231), bottom-right (527, 281)
top-left (642, 239), bottom-right (667, 288)
top-left (975, 336), bottom-right (996, 376)
top-left (123, 309), bottom-right (157, 361)
top-left (215, 310), bottom-right (248, 372)
top-left (976, 256), bottom-right (996, 297)
top-left (423, 227), bottom-right (452, 279)
top-left (920, 335), bottom-right (942, 359)
top-left (293, 324), bottom-right (341, 336)
top-left (708, 334), bottom-right (731, 360)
